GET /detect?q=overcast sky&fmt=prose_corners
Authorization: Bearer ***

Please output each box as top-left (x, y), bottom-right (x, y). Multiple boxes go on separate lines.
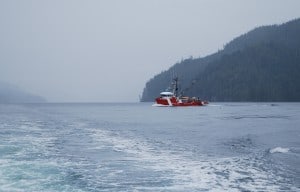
top-left (1, 0), bottom-right (300, 102)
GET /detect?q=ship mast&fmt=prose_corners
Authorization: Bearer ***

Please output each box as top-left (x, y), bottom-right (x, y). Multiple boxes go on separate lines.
top-left (173, 77), bottom-right (179, 97)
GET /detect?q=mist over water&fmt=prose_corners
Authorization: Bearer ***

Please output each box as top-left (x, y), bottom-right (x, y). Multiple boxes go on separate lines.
top-left (1, 1), bottom-right (300, 102)
top-left (0, 103), bottom-right (299, 191)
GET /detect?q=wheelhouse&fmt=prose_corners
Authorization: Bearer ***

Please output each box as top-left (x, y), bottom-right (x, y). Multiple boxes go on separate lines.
top-left (160, 92), bottom-right (174, 97)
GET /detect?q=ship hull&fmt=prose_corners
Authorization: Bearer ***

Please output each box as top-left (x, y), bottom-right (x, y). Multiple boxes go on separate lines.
top-left (155, 97), bottom-right (207, 107)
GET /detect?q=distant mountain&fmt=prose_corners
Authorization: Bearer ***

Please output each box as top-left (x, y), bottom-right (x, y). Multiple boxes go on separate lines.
top-left (141, 18), bottom-right (300, 102)
top-left (0, 81), bottom-right (46, 103)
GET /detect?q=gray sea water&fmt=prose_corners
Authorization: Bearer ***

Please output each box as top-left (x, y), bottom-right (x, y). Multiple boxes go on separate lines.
top-left (0, 103), bottom-right (299, 191)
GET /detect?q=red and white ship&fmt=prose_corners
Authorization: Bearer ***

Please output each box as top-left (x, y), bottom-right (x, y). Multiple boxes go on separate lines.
top-left (153, 77), bottom-right (208, 107)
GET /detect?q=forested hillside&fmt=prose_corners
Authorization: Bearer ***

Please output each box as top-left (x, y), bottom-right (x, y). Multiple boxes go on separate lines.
top-left (141, 18), bottom-right (300, 102)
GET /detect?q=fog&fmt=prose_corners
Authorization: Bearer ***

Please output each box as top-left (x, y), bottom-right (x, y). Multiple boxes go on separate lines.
top-left (1, 0), bottom-right (300, 102)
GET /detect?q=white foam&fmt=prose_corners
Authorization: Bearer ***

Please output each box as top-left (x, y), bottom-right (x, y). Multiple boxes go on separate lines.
top-left (90, 128), bottom-right (287, 191)
top-left (152, 103), bottom-right (170, 107)
top-left (270, 147), bottom-right (290, 154)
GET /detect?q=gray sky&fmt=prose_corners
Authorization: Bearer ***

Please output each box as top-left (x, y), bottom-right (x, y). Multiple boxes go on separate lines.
top-left (1, 0), bottom-right (300, 102)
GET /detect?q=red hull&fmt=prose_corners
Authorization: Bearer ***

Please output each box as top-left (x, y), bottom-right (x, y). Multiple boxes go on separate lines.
top-left (155, 96), bottom-right (208, 107)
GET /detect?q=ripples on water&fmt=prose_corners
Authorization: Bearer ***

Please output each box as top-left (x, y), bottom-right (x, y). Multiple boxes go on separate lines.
top-left (0, 103), bottom-right (299, 191)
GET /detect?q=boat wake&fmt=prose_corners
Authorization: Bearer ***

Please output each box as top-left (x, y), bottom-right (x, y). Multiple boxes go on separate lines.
top-left (152, 104), bottom-right (170, 107)
top-left (89, 127), bottom-right (297, 191)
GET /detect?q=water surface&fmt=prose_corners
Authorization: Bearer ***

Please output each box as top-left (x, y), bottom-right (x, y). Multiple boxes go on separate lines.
top-left (0, 103), bottom-right (299, 191)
